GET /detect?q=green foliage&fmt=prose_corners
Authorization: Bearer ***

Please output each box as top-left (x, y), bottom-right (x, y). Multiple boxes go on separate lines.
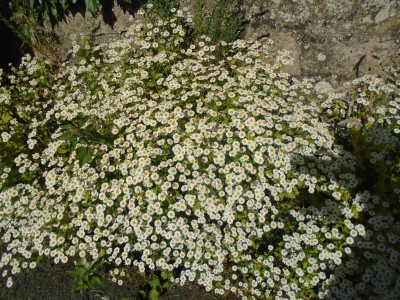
top-left (66, 250), bottom-right (105, 295)
top-left (0, 4), bottom-right (399, 300)
top-left (315, 71), bottom-right (400, 298)
top-left (4, 0), bottom-right (132, 40)
top-left (56, 116), bottom-right (115, 166)
top-left (192, 0), bottom-right (244, 44)
top-left (138, 271), bottom-right (176, 300)
top-left (2, 0), bottom-right (245, 65)
top-left (148, 0), bottom-right (178, 22)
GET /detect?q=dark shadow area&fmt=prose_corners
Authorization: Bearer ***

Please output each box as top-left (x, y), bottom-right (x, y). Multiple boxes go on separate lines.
top-left (117, 0), bottom-right (148, 18)
top-left (64, 0), bottom-right (147, 28)
top-left (285, 128), bottom-right (400, 299)
top-left (100, 0), bottom-right (118, 29)
top-left (63, 0), bottom-right (88, 20)
top-left (0, 2), bottom-right (33, 74)
top-left (99, 0), bottom-right (148, 29)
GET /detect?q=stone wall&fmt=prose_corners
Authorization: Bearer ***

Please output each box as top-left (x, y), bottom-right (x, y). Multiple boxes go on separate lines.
top-left (40, 0), bottom-right (399, 88)
top-left (239, 0), bottom-right (400, 88)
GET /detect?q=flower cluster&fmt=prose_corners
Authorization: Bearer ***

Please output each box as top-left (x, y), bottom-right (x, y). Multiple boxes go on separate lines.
top-left (316, 69), bottom-right (400, 300)
top-left (0, 4), bottom-right (399, 299)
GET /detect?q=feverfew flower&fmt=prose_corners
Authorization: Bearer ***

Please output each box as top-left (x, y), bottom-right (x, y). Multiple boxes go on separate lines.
top-left (0, 4), bottom-right (399, 300)
top-left (1, 132), bottom-right (11, 142)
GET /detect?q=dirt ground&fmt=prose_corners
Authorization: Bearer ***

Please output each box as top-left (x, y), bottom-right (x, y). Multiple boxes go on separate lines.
top-left (0, 254), bottom-right (240, 300)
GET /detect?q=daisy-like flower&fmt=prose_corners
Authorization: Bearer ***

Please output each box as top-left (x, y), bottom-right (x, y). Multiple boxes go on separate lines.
top-left (6, 277), bottom-right (13, 288)
top-left (1, 4), bottom-right (398, 300)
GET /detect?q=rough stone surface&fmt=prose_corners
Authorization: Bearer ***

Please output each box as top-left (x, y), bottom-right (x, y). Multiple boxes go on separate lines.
top-left (240, 0), bottom-right (399, 86)
top-left (315, 81), bottom-right (333, 94)
top-left (37, 1), bottom-right (145, 61)
top-left (38, 0), bottom-right (399, 87)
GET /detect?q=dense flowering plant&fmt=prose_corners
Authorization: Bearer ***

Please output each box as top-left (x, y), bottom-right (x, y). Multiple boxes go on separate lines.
top-left (0, 4), bottom-right (399, 299)
top-left (316, 71), bottom-right (400, 299)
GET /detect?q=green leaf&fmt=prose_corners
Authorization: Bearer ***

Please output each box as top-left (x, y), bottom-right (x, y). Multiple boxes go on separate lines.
top-left (193, 200), bottom-right (201, 211)
top-left (29, 10), bottom-right (36, 24)
top-left (77, 268), bottom-right (86, 278)
top-left (76, 146), bottom-right (91, 166)
top-left (70, 138), bottom-right (78, 153)
top-left (89, 276), bottom-right (103, 288)
top-left (150, 276), bottom-right (160, 288)
top-left (90, 81), bottom-right (97, 90)
top-left (85, 0), bottom-right (99, 16)
top-left (82, 124), bottom-right (107, 142)
top-left (83, 274), bottom-right (89, 284)
top-left (160, 271), bottom-right (169, 280)
top-left (149, 289), bottom-right (159, 300)
top-left (51, 6), bottom-right (59, 20)
top-left (75, 116), bottom-right (90, 128)
top-left (60, 0), bottom-right (68, 10)
top-left (85, 123), bottom-right (96, 132)
top-left (57, 145), bottom-right (68, 154)
top-left (82, 128), bottom-right (96, 139)
top-left (79, 280), bottom-right (86, 294)
top-left (56, 132), bottom-right (70, 140)
top-left (82, 151), bottom-right (92, 165)
top-left (18, 24), bottom-right (31, 39)
top-left (83, 190), bottom-right (90, 201)
top-left (125, 272), bottom-right (132, 281)
top-left (161, 282), bottom-right (174, 291)
top-left (43, 3), bottom-right (50, 25)
top-left (60, 124), bottom-right (72, 130)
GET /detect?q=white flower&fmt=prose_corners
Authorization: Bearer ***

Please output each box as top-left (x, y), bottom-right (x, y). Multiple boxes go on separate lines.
top-left (1, 132), bottom-right (11, 142)
top-left (6, 277), bottom-right (13, 288)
